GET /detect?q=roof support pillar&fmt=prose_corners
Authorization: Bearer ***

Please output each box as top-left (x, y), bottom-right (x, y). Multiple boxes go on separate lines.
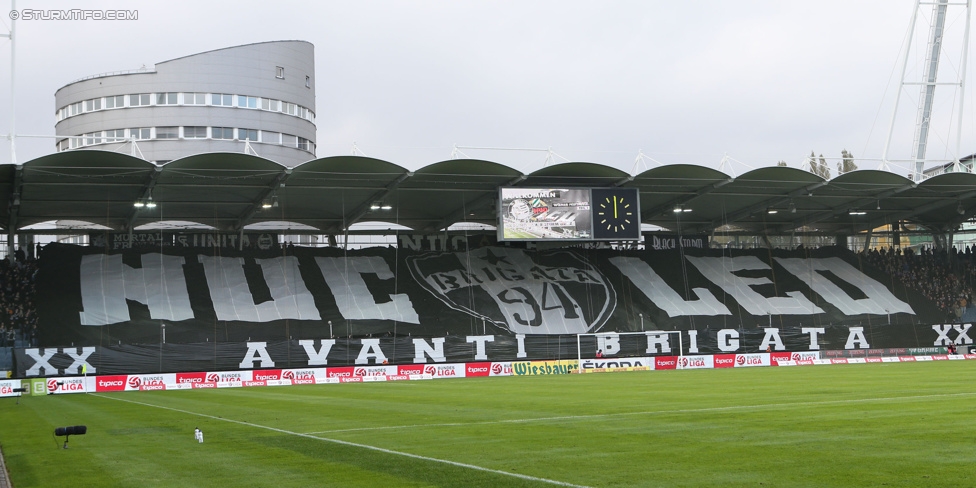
top-left (862, 228), bottom-right (873, 253)
top-left (7, 165), bottom-right (23, 262)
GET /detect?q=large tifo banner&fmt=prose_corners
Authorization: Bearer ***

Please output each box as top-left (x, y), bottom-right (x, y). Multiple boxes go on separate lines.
top-left (23, 242), bottom-right (961, 376)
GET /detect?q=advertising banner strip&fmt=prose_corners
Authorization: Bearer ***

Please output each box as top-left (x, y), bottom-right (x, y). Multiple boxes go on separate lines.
top-left (579, 357), bottom-right (656, 372)
top-left (70, 352), bottom-right (976, 395)
top-left (17, 326), bottom-right (970, 378)
top-left (0, 379), bottom-right (23, 397)
top-left (511, 360), bottom-right (579, 376)
top-left (46, 376), bottom-right (91, 395)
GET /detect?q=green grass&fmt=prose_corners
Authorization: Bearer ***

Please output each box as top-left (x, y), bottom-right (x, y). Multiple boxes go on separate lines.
top-left (1, 362), bottom-right (973, 487)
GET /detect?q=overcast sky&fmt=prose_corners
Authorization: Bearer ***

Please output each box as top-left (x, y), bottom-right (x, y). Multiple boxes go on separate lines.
top-left (0, 0), bottom-right (972, 176)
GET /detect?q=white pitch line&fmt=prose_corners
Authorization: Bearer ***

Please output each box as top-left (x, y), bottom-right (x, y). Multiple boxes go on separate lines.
top-left (304, 390), bottom-right (976, 435)
top-left (90, 393), bottom-right (590, 488)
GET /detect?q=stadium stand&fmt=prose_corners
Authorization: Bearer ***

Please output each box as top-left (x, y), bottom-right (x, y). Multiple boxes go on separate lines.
top-left (860, 245), bottom-right (976, 322)
top-left (0, 256), bottom-right (38, 348)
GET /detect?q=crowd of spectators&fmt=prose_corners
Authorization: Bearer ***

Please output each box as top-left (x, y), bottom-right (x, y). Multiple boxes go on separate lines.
top-left (0, 255), bottom-right (38, 348)
top-left (860, 245), bottom-right (976, 322)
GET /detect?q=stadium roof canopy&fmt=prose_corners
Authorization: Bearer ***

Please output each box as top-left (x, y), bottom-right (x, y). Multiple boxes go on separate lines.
top-left (2, 150), bottom-right (975, 236)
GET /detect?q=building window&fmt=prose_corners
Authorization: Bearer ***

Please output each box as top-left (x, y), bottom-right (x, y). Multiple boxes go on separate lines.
top-left (129, 94), bottom-right (151, 106)
top-left (297, 137), bottom-right (312, 151)
top-left (268, 99), bottom-right (280, 112)
top-left (211, 93), bottom-right (233, 106)
top-left (105, 95), bottom-right (125, 109)
top-left (156, 127), bottom-right (179, 139)
top-left (184, 92), bottom-right (206, 105)
top-left (262, 131), bottom-right (281, 145)
top-left (69, 102), bottom-right (82, 116)
top-left (105, 129), bottom-right (126, 142)
top-left (237, 95), bottom-right (258, 109)
top-left (282, 134), bottom-right (297, 147)
top-left (212, 127), bottom-right (234, 140)
top-left (85, 98), bottom-right (101, 112)
top-left (238, 128), bottom-right (258, 141)
top-left (84, 132), bottom-right (103, 146)
top-left (305, 75), bottom-right (310, 88)
top-left (57, 139), bottom-right (69, 152)
top-left (156, 92), bottom-right (178, 105)
top-left (130, 128), bottom-right (151, 140)
top-left (276, 66), bottom-right (284, 79)
top-left (183, 126), bottom-right (207, 139)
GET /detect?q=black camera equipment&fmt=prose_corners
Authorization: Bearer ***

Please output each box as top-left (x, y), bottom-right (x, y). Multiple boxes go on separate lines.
top-left (54, 425), bottom-right (87, 449)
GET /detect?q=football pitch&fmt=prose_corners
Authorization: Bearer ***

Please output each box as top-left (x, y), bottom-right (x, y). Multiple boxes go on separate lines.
top-left (0, 361), bottom-right (972, 487)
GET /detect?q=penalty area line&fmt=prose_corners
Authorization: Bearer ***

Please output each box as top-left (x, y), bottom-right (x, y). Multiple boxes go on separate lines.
top-left (90, 393), bottom-right (590, 488)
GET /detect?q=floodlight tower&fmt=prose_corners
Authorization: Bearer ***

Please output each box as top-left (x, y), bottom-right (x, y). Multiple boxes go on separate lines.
top-left (1, 0), bottom-right (15, 165)
top-left (882, 0), bottom-right (972, 180)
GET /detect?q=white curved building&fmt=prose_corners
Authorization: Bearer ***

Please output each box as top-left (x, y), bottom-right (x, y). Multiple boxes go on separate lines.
top-left (54, 40), bottom-right (316, 167)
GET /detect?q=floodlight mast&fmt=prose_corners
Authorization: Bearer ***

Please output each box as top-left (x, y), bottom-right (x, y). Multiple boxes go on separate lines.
top-left (882, 0), bottom-right (972, 179)
top-left (911, 0), bottom-right (950, 177)
top-left (955, 0), bottom-right (973, 173)
top-left (2, 0), bottom-right (16, 165)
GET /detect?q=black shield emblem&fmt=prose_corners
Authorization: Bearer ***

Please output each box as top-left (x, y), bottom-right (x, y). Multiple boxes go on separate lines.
top-left (408, 247), bottom-right (615, 335)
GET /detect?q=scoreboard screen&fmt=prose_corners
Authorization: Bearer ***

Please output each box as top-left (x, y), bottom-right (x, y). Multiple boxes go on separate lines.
top-left (498, 187), bottom-right (640, 241)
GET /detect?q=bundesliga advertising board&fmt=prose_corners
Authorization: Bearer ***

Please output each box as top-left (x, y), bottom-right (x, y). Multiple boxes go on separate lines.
top-left (37, 351), bottom-right (973, 396)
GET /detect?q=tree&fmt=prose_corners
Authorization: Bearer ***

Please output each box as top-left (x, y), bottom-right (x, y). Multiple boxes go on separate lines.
top-left (776, 161), bottom-right (788, 167)
top-left (837, 149), bottom-right (857, 175)
top-left (808, 151), bottom-right (831, 179)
